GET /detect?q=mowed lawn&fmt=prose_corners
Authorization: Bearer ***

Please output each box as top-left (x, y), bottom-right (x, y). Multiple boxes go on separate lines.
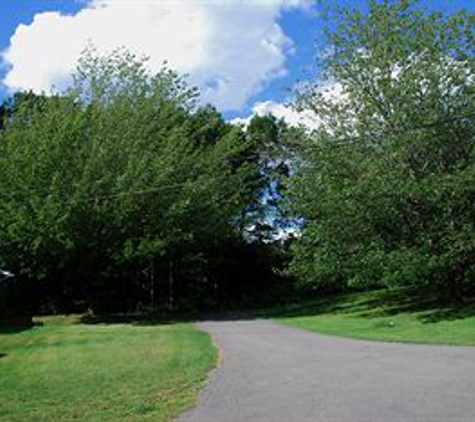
top-left (263, 289), bottom-right (475, 346)
top-left (0, 315), bottom-right (216, 421)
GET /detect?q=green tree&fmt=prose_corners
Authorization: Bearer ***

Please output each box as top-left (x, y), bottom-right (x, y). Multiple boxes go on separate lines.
top-left (0, 49), bottom-right (262, 311)
top-left (243, 114), bottom-right (305, 241)
top-left (289, 0), bottom-right (475, 300)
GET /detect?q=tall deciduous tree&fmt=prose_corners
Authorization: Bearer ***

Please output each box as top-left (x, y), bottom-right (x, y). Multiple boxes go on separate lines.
top-left (0, 49), bottom-right (262, 311)
top-left (289, 0), bottom-right (475, 300)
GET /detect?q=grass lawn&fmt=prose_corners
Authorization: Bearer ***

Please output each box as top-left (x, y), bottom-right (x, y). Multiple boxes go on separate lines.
top-left (0, 315), bottom-right (216, 421)
top-left (261, 288), bottom-right (475, 346)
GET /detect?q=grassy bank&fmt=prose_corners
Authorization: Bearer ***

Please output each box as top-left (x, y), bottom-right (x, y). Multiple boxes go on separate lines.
top-left (262, 289), bottom-right (475, 346)
top-left (0, 315), bottom-right (216, 421)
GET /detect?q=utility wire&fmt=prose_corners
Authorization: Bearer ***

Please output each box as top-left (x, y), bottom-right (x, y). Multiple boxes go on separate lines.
top-left (1, 110), bottom-right (475, 204)
top-left (0, 172), bottom-right (242, 207)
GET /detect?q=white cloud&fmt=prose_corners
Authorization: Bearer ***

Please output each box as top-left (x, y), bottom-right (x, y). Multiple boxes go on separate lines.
top-left (1, 0), bottom-right (314, 110)
top-left (231, 100), bottom-right (320, 129)
top-left (231, 81), bottom-right (346, 129)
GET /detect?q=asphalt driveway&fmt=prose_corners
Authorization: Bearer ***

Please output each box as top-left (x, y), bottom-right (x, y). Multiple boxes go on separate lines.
top-left (179, 317), bottom-right (475, 422)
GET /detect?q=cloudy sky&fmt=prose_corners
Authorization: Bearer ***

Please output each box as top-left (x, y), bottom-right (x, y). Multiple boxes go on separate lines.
top-left (1, 0), bottom-right (474, 122)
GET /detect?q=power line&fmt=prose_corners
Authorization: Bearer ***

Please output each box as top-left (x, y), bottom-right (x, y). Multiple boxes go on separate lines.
top-left (87, 181), bottom-right (204, 201)
top-left (1, 110), bottom-right (475, 204)
top-left (0, 170), bottom-right (247, 207)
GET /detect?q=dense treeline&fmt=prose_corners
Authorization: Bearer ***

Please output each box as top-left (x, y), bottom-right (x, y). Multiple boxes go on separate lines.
top-left (0, 50), bottom-right (295, 314)
top-left (2, 1), bottom-right (475, 316)
top-left (287, 0), bottom-right (475, 301)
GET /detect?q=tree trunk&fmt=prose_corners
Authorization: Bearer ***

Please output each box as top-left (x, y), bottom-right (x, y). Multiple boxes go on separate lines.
top-left (448, 262), bottom-right (464, 304)
top-left (150, 261), bottom-right (155, 307)
top-left (168, 257), bottom-right (174, 311)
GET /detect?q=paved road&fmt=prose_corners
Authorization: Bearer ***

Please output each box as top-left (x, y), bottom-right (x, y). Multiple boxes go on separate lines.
top-left (179, 318), bottom-right (475, 422)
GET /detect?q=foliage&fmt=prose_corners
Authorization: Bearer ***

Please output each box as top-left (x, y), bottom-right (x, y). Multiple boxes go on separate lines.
top-left (245, 114), bottom-right (303, 237)
top-left (288, 0), bottom-right (475, 300)
top-left (0, 49), bottom-right (272, 312)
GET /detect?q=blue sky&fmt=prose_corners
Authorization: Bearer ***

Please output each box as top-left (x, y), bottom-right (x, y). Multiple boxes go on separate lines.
top-left (1, 0), bottom-right (475, 121)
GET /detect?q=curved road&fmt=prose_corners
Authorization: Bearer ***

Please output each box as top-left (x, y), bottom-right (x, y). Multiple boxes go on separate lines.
top-left (179, 318), bottom-right (475, 422)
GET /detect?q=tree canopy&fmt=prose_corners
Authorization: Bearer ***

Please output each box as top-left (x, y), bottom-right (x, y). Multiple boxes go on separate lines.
top-left (288, 0), bottom-right (475, 300)
top-left (0, 49), bottom-right (287, 312)
top-left (3, 1), bottom-right (475, 314)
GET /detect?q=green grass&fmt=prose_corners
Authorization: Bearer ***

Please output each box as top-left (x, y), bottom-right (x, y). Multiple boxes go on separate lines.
top-left (261, 288), bottom-right (475, 346)
top-left (0, 315), bottom-right (216, 421)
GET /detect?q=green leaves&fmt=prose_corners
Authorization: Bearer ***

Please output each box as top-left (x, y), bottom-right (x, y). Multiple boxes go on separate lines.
top-left (0, 49), bottom-right (262, 311)
top-left (289, 1), bottom-right (475, 298)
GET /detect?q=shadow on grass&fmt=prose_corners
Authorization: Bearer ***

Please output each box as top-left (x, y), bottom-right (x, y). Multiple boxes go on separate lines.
top-left (0, 322), bottom-right (34, 335)
top-left (257, 288), bottom-right (475, 325)
top-left (0, 352), bottom-right (7, 360)
top-left (79, 310), bottom-right (257, 326)
top-left (80, 313), bottom-right (195, 326)
top-left (355, 290), bottom-right (441, 317)
top-left (77, 289), bottom-right (475, 327)
top-left (256, 293), bottom-right (354, 319)
top-left (419, 302), bottom-right (475, 323)
top-left (355, 289), bottom-right (475, 323)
